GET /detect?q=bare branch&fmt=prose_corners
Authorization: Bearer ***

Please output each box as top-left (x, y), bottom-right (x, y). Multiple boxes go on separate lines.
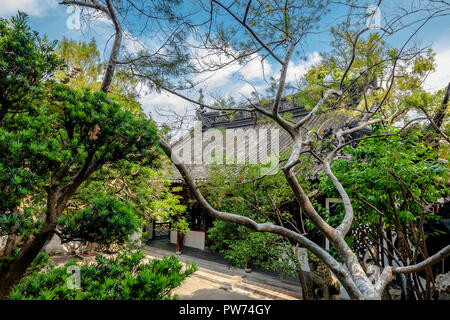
top-left (101, 0), bottom-right (122, 93)
top-left (420, 106), bottom-right (450, 143)
top-left (376, 245), bottom-right (450, 294)
top-left (294, 89), bottom-right (342, 130)
top-left (59, 0), bottom-right (108, 13)
top-left (159, 137), bottom-right (364, 299)
top-left (392, 245), bottom-right (450, 274)
top-left (211, 0), bottom-right (284, 65)
top-left (60, 0), bottom-right (123, 93)
top-left (272, 40), bottom-right (296, 117)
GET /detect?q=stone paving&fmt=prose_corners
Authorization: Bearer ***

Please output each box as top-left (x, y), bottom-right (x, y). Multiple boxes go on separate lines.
top-left (47, 239), bottom-right (305, 300)
top-left (144, 239), bottom-right (304, 300)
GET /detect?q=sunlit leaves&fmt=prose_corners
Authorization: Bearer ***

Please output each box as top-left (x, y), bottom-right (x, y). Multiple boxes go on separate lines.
top-left (319, 126), bottom-right (449, 243)
top-left (58, 196), bottom-right (141, 245)
top-left (9, 252), bottom-right (196, 300)
top-left (0, 12), bottom-right (61, 121)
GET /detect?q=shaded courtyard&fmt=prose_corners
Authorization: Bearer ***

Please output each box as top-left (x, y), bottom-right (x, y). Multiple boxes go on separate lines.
top-left (145, 239), bottom-right (304, 300)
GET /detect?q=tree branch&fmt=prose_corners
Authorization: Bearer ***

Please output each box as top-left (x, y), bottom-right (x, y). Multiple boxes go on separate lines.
top-left (159, 137), bottom-right (364, 299)
top-left (211, 0), bottom-right (284, 65)
top-left (376, 244), bottom-right (450, 294)
top-left (392, 244), bottom-right (450, 275)
top-left (60, 0), bottom-right (123, 93)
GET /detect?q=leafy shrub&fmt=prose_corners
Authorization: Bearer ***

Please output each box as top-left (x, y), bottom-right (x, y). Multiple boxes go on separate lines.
top-left (9, 251), bottom-right (196, 300)
top-left (58, 196), bottom-right (141, 245)
top-left (208, 221), bottom-right (297, 276)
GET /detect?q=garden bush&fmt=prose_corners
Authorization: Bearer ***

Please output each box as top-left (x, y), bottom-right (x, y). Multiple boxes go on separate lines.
top-left (57, 196), bottom-right (141, 246)
top-left (9, 251), bottom-right (196, 300)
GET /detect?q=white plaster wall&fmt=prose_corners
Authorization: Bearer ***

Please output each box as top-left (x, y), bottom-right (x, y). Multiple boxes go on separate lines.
top-left (0, 235), bottom-right (7, 252)
top-left (170, 230), bottom-right (177, 244)
top-left (170, 230), bottom-right (206, 250)
top-left (296, 247), bottom-right (310, 272)
top-left (144, 222), bottom-right (153, 241)
top-left (43, 234), bottom-right (83, 255)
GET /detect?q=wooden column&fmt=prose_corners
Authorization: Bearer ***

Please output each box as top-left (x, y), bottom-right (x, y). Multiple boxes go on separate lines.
top-left (176, 231), bottom-right (183, 255)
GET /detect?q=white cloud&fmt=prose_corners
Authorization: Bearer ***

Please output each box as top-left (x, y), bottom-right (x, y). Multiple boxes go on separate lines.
top-left (140, 91), bottom-right (189, 114)
top-left (139, 89), bottom-right (195, 129)
top-left (239, 55), bottom-right (272, 81)
top-left (424, 48), bottom-right (450, 92)
top-left (285, 52), bottom-right (321, 82)
top-left (190, 47), bottom-right (271, 88)
top-left (191, 48), bottom-right (241, 87)
top-left (123, 30), bottom-right (147, 55)
top-left (0, 0), bottom-right (57, 17)
top-left (140, 48), bottom-right (323, 129)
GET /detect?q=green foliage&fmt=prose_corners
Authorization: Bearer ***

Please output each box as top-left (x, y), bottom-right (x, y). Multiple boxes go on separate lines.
top-left (207, 220), bottom-right (241, 252)
top-left (72, 162), bottom-right (187, 225)
top-left (208, 220), bottom-right (296, 275)
top-left (55, 37), bottom-right (140, 101)
top-left (205, 155), bottom-right (310, 223)
top-left (0, 12), bottom-right (61, 122)
top-left (207, 1), bottom-right (329, 68)
top-left (0, 104), bottom-right (59, 212)
top-left (51, 37), bottom-right (187, 231)
top-left (205, 156), bottom-right (312, 275)
top-left (48, 83), bottom-right (160, 165)
top-left (0, 83), bottom-right (161, 262)
top-left (9, 251), bottom-right (196, 300)
top-left (0, 81), bottom-right (160, 214)
top-left (27, 252), bottom-right (51, 274)
top-left (0, 208), bottom-right (44, 240)
top-left (55, 37), bottom-right (102, 90)
top-left (0, 13), bottom-right (62, 212)
top-left (58, 196), bottom-right (141, 245)
top-left (318, 125), bottom-right (449, 246)
top-left (0, 16), bottom-right (173, 298)
top-left (0, 18), bottom-right (162, 295)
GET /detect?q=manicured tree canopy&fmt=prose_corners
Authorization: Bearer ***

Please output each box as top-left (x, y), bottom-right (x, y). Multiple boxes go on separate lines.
top-left (0, 82), bottom-right (160, 298)
top-left (9, 251), bottom-right (196, 300)
top-left (58, 196), bottom-right (141, 245)
top-left (0, 12), bottom-right (60, 124)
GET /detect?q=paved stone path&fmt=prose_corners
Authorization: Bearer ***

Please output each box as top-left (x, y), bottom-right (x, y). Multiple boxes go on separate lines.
top-left (48, 240), bottom-right (305, 300)
top-left (144, 241), bottom-right (303, 300)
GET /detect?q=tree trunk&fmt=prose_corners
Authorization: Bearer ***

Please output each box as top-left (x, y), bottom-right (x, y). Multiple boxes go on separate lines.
top-left (0, 229), bottom-right (52, 299)
top-left (176, 231), bottom-right (183, 255)
top-left (0, 190), bottom-right (60, 299)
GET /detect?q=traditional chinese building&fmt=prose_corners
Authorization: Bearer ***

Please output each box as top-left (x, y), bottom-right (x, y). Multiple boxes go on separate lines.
top-left (151, 97), bottom-right (449, 280)
top-left (160, 98), bottom-right (349, 251)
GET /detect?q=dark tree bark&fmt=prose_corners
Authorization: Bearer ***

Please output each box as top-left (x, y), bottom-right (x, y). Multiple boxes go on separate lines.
top-left (429, 83), bottom-right (450, 131)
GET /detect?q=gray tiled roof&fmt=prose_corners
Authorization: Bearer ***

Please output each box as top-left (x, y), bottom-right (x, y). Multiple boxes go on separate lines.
top-left (167, 99), bottom-right (349, 183)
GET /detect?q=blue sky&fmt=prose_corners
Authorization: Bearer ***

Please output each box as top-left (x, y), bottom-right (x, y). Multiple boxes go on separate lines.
top-left (1, 0), bottom-right (449, 128)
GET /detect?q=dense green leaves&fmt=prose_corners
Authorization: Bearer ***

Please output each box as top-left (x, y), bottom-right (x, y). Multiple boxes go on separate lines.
top-left (48, 83), bottom-right (160, 167)
top-left (9, 251), bottom-right (196, 300)
top-left (319, 125), bottom-right (449, 251)
top-left (0, 12), bottom-right (60, 124)
top-left (0, 104), bottom-right (59, 212)
top-left (205, 158), bottom-right (311, 274)
top-left (58, 196), bottom-right (141, 245)
top-left (208, 220), bottom-right (297, 275)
